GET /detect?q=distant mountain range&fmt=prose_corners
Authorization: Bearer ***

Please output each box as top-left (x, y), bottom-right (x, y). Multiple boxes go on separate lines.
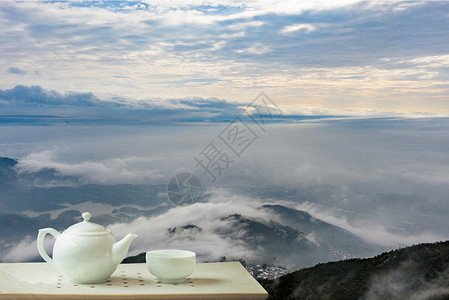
top-left (122, 205), bottom-right (382, 270)
top-left (1, 156), bottom-right (382, 268)
top-left (124, 207), bottom-right (382, 270)
top-left (260, 240), bottom-right (449, 300)
top-left (214, 208), bottom-right (380, 268)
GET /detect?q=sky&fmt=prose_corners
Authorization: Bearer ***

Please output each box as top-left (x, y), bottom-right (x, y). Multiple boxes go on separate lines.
top-left (0, 0), bottom-right (448, 115)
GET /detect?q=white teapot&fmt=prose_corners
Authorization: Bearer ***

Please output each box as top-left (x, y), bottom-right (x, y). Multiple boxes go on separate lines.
top-left (37, 212), bottom-right (137, 284)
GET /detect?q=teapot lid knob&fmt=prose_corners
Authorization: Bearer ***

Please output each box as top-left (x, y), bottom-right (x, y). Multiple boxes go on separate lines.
top-left (64, 212), bottom-right (108, 235)
top-left (82, 212), bottom-right (91, 222)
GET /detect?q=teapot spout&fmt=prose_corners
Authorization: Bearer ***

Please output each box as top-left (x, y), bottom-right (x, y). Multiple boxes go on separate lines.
top-left (111, 233), bottom-right (137, 264)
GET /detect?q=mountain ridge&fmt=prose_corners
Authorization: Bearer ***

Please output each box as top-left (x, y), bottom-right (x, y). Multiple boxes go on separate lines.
top-left (0, 157), bottom-right (18, 183)
top-left (260, 240), bottom-right (449, 300)
top-left (261, 204), bottom-right (377, 258)
top-left (123, 209), bottom-right (382, 270)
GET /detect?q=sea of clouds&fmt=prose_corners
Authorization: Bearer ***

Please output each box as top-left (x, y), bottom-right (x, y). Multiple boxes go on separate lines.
top-left (1, 116), bottom-right (449, 263)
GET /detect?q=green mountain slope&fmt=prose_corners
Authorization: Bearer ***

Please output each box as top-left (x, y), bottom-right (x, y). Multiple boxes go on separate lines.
top-left (260, 240), bottom-right (449, 300)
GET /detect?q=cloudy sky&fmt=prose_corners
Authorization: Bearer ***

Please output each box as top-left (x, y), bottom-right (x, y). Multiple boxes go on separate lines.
top-left (0, 0), bottom-right (448, 115)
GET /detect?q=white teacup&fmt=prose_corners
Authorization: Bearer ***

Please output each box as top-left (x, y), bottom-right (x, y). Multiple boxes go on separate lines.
top-left (146, 250), bottom-right (196, 284)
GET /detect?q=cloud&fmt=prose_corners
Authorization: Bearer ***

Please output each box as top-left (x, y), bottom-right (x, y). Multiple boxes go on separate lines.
top-left (0, 85), bottom-right (101, 107)
top-left (1, 0), bottom-right (447, 115)
top-left (7, 67), bottom-right (28, 75)
top-left (227, 20), bottom-right (264, 31)
top-left (3, 84), bottom-right (438, 128)
top-left (280, 23), bottom-right (316, 35)
top-left (17, 150), bottom-right (166, 185)
top-left (137, 0), bottom-right (396, 16)
top-left (2, 236), bottom-right (38, 262)
top-left (1, 235), bottom-right (54, 263)
top-left (234, 43), bottom-right (271, 55)
top-left (296, 202), bottom-right (446, 248)
top-left (363, 259), bottom-right (449, 300)
top-left (107, 188), bottom-right (271, 262)
top-left (0, 85), bottom-right (242, 110)
top-left (3, 117), bottom-right (449, 255)
top-left (0, 85), bottom-right (251, 124)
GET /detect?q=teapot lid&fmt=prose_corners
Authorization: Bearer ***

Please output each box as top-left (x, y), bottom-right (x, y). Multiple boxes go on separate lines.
top-left (64, 212), bottom-right (111, 235)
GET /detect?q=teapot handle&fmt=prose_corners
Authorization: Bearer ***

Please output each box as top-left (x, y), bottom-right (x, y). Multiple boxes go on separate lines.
top-left (37, 228), bottom-right (61, 264)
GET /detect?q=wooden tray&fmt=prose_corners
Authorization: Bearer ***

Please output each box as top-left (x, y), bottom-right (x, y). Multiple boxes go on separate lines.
top-left (0, 262), bottom-right (267, 299)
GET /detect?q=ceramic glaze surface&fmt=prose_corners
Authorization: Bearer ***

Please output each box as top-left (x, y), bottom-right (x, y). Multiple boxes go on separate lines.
top-left (146, 250), bottom-right (196, 284)
top-left (37, 212), bottom-right (137, 284)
